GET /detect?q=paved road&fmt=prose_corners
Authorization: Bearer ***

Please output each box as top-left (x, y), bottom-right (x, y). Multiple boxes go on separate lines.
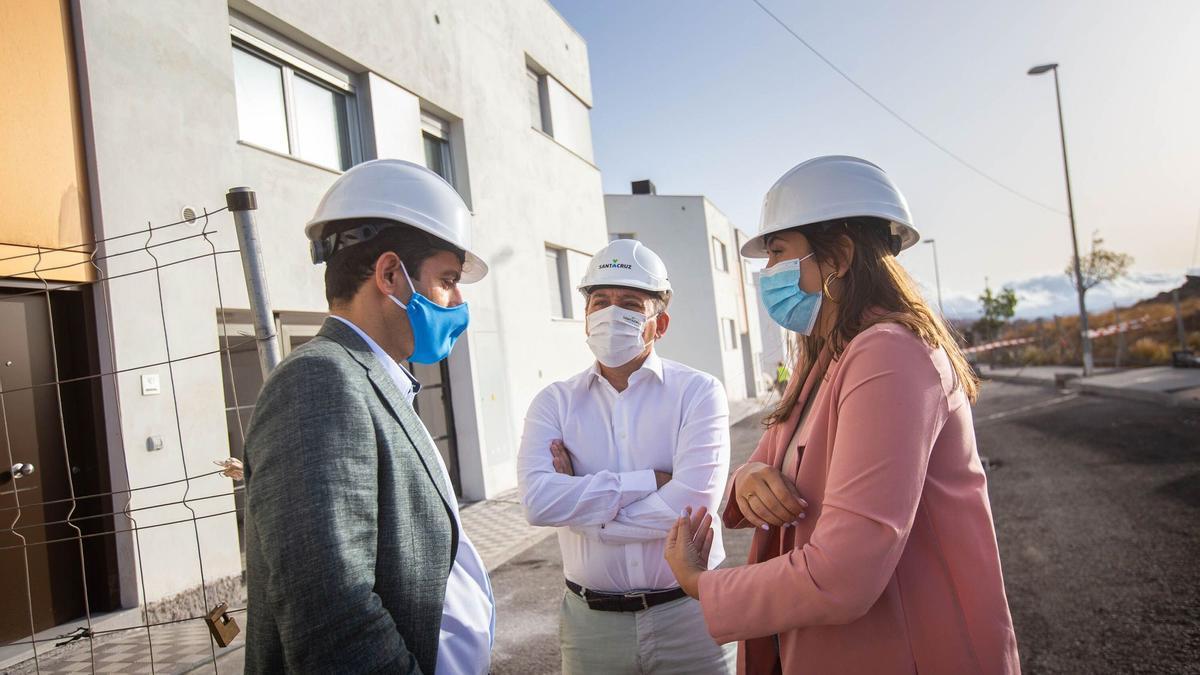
top-left (490, 381), bottom-right (1200, 674)
top-left (976, 382), bottom-right (1200, 673)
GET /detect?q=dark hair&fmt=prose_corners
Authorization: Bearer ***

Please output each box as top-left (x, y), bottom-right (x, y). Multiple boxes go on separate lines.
top-left (581, 285), bottom-right (671, 314)
top-left (322, 219), bottom-right (465, 306)
top-left (764, 217), bottom-right (978, 427)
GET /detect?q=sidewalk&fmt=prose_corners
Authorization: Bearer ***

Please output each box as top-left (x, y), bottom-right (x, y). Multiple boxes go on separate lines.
top-left (981, 365), bottom-right (1200, 409)
top-left (6, 395), bottom-right (774, 675)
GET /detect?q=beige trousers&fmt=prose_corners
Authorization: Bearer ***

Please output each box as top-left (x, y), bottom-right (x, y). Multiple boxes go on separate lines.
top-left (559, 589), bottom-right (736, 674)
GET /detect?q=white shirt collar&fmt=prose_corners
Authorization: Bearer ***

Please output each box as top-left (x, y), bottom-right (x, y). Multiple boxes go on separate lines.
top-left (330, 315), bottom-right (421, 402)
top-left (588, 349), bottom-right (664, 389)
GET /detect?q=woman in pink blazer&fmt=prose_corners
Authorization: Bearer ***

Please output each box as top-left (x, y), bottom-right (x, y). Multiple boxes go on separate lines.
top-left (665, 156), bottom-right (1019, 674)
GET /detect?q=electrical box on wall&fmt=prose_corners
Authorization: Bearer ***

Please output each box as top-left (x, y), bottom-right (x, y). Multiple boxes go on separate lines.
top-left (141, 373), bottom-right (161, 396)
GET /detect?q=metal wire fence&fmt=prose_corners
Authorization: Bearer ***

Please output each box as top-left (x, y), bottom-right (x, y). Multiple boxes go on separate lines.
top-left (1, 189), bottom-right (276, 674)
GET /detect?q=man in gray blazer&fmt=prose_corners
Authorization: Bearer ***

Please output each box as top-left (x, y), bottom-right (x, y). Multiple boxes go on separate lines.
top-left (243, 160), bottom-right (494, 674)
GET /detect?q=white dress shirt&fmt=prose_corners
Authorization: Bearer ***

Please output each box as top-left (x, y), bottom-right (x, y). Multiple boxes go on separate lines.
top-left (331, 316), bottom-right (494, 675)
top-left (517, 350), bottom-right (730, 593)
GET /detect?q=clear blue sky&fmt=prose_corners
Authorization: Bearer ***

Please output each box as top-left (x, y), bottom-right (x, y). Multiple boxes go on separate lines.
top-left (549, 0), bottom-right (1200, 317)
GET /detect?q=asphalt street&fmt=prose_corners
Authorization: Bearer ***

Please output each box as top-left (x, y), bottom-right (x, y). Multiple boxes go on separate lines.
top-left (489, 381), bottom-right (1200, 674)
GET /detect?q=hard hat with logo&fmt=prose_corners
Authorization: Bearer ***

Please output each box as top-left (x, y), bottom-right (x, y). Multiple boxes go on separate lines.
top-left (305, 159), bottom-right (488, 283)
top-left (577, 239), bottom-right (672, 297)
top-left (741, 155), bottom-right (919, 258)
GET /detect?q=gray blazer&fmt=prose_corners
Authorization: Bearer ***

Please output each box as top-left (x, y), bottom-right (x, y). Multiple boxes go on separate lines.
top-left (243, 317), bottom-right (457, 674)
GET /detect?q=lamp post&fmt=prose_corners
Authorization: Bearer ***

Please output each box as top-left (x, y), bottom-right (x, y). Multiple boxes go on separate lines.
top-left (1028, 62), bottom-right (1093, 375)
top-left (923, 238), bottom-right (944, 316)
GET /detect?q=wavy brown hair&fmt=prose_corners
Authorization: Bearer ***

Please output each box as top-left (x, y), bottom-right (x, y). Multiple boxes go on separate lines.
top-left (764, 217), bottom-right (978, 427)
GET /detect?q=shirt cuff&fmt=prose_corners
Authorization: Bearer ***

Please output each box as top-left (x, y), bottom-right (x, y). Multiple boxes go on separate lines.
top-left (618, 469), bottom-right (658, 506)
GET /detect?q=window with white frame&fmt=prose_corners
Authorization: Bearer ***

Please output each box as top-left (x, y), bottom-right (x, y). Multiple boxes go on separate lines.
top-left (421, 111), bottom-right (454, 185)
top-left (712, 236), bottom-right (729, 272)
top-left (527, 65), bottom-right (553, 135)
top-left (545, 246), bottom-right (572, 319)
top-left (609, 232), bottom-right (636, 242)
top-left (723, 318), bottom-right (739, 351)
top-left (230, 28), bottom-right (358, 170)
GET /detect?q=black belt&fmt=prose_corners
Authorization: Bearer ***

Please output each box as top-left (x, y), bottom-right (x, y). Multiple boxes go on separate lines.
top-left (565, 580), bottom-right (687, 612)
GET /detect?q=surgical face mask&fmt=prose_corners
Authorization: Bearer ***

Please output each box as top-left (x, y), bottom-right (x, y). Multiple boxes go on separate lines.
top-left (586, 305), bottom-right (652, 368)
top-left (759, 253), bottom-right (822, 335)
top-left (388, 262), bottom-right (469, 364)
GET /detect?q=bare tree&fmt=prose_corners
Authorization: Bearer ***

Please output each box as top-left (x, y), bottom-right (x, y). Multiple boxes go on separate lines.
top-left (1067, 232), bottom-right (1133, 294)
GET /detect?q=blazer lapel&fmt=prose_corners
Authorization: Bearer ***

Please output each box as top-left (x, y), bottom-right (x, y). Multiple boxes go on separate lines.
top-left (317, 319), bottom-right (458, 517)
top-left (772, 348), bottom-right (832, 470)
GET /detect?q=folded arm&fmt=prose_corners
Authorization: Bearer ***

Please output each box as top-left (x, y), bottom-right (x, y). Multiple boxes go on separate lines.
top-left (581, 380), bottom-right (731, 545)
top-left (517, 388), bottom-right (658, 528)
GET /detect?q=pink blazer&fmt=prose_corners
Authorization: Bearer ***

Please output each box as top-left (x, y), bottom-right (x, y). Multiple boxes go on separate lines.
top-left (698, 323), bottom-right (1019, 674)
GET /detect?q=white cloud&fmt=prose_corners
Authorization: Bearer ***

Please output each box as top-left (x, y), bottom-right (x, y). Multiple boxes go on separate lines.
top-left (938, 270), bottom-right (1187, 320)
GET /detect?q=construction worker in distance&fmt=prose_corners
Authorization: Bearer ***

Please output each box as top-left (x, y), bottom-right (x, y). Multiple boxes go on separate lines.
top-left (774, 360), bottom-right (790, 396)
top-left (517, 238), bottom-right (736, 674)
top-left (664, 155), bottom-right (1018, 673)
top-left (243, 159), bottom-right (494, 674)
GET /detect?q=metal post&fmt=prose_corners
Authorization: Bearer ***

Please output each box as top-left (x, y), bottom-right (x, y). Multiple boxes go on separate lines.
top-left (227, 187), bottom-right (282, 377)
top-left (1050, 67), bottom-right (1094, 376)
top-left (1175, 289), bottom-right (1188, 351)
top-left (925, 239), bottom-right (944, 316)
top-left (1113, 303), bottom-right (1124, 368)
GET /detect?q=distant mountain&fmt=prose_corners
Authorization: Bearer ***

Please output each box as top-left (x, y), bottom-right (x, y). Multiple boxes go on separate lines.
top-left (1136, 272), bottom-right (1200, 306)
top-left (939, 271), bottom-right (1188, 321)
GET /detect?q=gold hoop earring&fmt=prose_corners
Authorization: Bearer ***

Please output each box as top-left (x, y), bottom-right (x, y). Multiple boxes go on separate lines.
top-left (822, 272), bottom-right (842, 303)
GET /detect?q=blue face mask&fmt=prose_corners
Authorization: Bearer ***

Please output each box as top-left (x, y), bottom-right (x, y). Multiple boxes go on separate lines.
top-left (388, 262), bottom-right (469, 364)
top-left (759, 253), bottom-right (822, 335)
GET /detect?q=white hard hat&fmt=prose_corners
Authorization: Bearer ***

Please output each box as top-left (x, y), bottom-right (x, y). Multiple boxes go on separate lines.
top-left (741, 155), bottom-right (919, 258)
top-left (306, 159), bottom-right (488, 283)
top-left (577, 239), bottom-right (672, 296)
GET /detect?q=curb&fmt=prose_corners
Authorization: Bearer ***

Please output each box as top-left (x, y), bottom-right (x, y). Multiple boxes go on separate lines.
top-left (983, 373), bottom-right (1200, 410)
top-left (1075, 382), bottom-right (1173, 407)
top-left (981, 373), bottom-right (1059, 389)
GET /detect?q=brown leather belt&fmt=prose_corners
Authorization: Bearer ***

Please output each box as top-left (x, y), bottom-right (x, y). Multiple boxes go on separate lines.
top-left (565, 580), bottom-right (687, 612)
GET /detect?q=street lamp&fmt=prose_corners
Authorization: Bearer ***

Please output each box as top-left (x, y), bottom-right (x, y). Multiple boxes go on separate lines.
top-left (1028, 62), bottom-right (1094, 375)
top-left (923, 238), bottom-right (944, 316)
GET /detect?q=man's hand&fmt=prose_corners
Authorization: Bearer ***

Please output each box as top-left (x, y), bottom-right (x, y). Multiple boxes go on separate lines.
top-left (654, 471), bottom-right (672, 489)
top-left (664, 506), bottom-right (714, 598)
top-left (734, 462), bottom-right (807, 528)
top-left (550, 439), bottom-right (575, 476)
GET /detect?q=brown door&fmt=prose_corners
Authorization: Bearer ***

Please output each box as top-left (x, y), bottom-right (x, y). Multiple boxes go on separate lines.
top-left (0, 289), bottom-right (117, 644)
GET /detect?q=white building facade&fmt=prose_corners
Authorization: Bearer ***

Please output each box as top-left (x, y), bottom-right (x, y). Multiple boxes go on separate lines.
top-left (604, 186), bottom-right (764, 401)
top-left (0, 0), bottom-right (610, 634)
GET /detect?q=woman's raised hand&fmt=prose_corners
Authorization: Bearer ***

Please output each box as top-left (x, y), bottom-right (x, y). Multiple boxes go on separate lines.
top-left (734, 462), bottom-right (808, 529)
top-left (664, 506), bottom-right (715, 598)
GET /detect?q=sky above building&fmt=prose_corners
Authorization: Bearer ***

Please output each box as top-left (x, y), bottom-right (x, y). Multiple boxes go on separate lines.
top-left (548, 0), bottom-right (1200, 318)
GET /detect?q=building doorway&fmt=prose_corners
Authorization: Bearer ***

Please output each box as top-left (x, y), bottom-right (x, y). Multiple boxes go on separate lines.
top-left (407, 360), bottom-right (461, 496)
top-left (0, 287), bottom-right (118, 645)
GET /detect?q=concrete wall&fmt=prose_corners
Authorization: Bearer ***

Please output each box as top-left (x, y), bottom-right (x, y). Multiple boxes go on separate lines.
top-left (735, 229), bottom-right (766, 396)
top-left (702, 201), bottom-right (751, 401)
top-left (74, 0), bottom-right (606, 604)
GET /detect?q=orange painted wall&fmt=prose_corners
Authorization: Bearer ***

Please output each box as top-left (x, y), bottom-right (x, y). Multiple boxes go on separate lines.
top-left (0, 0), bottom-right (92, 282)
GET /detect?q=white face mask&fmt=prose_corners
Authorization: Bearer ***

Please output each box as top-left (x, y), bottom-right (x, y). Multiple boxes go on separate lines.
top-left (586, 305), bottom-right (652, 368)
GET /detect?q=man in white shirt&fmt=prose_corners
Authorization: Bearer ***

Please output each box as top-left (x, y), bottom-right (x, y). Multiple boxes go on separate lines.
top-left (518, 239), bottom-right (736, 674)
top-left (244, 160), bottom-right (493, 674)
